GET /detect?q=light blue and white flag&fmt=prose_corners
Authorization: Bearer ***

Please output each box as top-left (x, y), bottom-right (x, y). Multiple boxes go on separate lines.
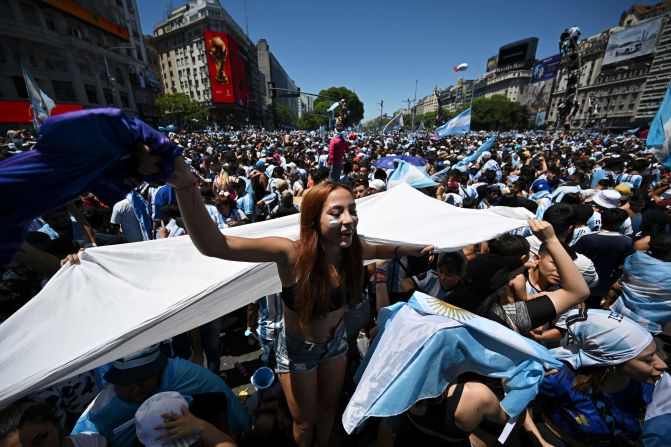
top-left (642, 373), bottom-right (671, 447)
top-left (436, 108), bottom-right (471, 137)
top-left (383, 113), bottom-right (404, 133)
top-left (21, 64), bottom-right (55, 132)
top-left (646, 83), bottom-right (671, 169)
top-left (387, 160), bottom-right (438, 189)
top-left (127, 190), bottom-right (152, 241)
top-left (454, 135), bottom-right (496, 168)
top-left (610, 251), bottom-right (671, 334)
top-left (417, 121), bottom-right (425, 131)
top-left (342, 292), bottom-right (561, 434)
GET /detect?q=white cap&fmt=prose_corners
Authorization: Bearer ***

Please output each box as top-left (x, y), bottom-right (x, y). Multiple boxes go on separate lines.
top-left (135, 392), bottom-right (198, 447)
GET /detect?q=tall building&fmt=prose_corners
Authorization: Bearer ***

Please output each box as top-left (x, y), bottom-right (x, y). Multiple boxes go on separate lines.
top-left (257, 39), bottom-right (300, 120)
top-left (547, 1), bottom-right (671, 129)
top-left (0, 0), bottom-right (157, 129)
top-left (152, 0), bottom-right (263, 124)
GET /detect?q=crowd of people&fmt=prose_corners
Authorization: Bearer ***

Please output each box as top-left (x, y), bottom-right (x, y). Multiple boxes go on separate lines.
top-left (1, 119), bottom-right (670, 447)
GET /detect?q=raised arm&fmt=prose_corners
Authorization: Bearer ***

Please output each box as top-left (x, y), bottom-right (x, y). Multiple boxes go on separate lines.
top-left (169, 156), bottom-right (293, 264)
top-left (529, 219), bottom-right (589, 314)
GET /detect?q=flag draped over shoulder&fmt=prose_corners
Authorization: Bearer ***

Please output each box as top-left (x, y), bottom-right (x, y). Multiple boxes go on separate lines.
top-left (646, 83), bottom-right (671, 169)
top-left (383, 113), bottom-right (404, 133)
top-left (21, 64), bottom-right (55, 131)
top-left (342, 293), bottom-right (562, 434)
top-left (0, 108), bottom-right (182, 266)
top-left (387, 160), bottom-right (438, 189)
top-left (642, 373), bottom-right (671, 447)
top-left (0, 185), bottom-right (533, 406)
top-left (436, 108), bottom-right (471, 137)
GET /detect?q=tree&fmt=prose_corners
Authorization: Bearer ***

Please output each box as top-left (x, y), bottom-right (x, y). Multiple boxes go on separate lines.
top-left (155, 93), bottom-right (209, 126)
top-left (470, 95), bottom-right (530, 131)
top-left (312, 87), bottom-right (364, 127)
top-left (298, 111), bottom-right (327, 130)
top-left (272, 104), bottom-right (297, 127)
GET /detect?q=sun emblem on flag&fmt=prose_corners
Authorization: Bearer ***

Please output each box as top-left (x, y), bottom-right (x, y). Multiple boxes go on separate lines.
top-left (425, 297), bottom-right (474, 321)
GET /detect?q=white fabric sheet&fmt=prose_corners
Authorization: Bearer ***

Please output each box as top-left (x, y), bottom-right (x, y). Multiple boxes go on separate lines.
top-left (0, 183), bottom-right (531, 406)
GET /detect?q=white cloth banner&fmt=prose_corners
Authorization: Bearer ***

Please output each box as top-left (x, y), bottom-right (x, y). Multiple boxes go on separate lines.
top-left (0, 183), bottom-right (531, 406)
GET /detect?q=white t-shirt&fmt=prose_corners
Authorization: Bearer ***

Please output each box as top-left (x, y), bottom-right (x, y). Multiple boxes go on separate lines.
top-left (110, 199), bottom-right (145, 243)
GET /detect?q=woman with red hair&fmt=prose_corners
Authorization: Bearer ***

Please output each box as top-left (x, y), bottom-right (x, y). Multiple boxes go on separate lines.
top-left (168, 156), bottom-right (432, 447)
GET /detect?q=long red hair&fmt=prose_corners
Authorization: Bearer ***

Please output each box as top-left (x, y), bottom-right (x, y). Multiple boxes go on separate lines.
top-left (293, 181), bottom-right (363, 324)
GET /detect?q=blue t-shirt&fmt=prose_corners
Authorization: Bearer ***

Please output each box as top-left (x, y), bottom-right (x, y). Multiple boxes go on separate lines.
top-left (72, 358), bottom-right (250, 446)
top-left (151, 184), bottom-right (176, 220)
top-left (539, 365), bottom-right (652, 445)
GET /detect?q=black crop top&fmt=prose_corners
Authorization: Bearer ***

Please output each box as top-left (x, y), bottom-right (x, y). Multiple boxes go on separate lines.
top-left (281, 284), bottom-right (346, 312)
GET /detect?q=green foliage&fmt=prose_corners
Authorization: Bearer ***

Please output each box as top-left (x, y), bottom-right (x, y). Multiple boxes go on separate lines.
top-left (155, 93), bottom-right (208, 125)
top-left (312, 87), bottom-right (364, 125)
top-left (470, 95), bottom-right (529, 130)
top-left (273, 104), bottom-right (297, 127)
top-left (298, 112), bottom-right (327, 130)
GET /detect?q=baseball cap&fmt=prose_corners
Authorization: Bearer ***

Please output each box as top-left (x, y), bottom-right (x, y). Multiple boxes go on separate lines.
top-left (103, 344), bottom-right (167, 385)
top-left (135, 392), bottom-right (197, 447)
top-left (614, 183), bottom-right (631, 200)
top-left (592, 189), bottom-right (621, 209)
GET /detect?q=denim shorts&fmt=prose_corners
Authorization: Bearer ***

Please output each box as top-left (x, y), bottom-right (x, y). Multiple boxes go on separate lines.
top-left (274, 319), bottom-right (347, 373)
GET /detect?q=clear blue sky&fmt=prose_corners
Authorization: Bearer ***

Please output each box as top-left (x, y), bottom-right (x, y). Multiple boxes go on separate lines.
top-left (137, 0), bottom-right (638, 120)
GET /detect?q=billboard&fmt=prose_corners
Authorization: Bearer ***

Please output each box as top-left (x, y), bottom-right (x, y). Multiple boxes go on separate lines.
top-left (531, 54), bottom-right (561, 83)
top-left (521, 79), bottom-right (552, 115)
top-left (486, 55), bottom-right (498, 73)
top-left (228, 38), bottom-right (249, 107)
top-left (603, 18), bottom-right (663, 65)
top-left (497, 37), bottom-right (538, 68)
top-left (205, 30), bottom-right (234, 103)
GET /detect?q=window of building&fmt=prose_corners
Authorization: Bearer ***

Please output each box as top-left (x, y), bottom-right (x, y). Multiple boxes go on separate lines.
top-left (12, 76), bottom-right (28, 98)
top-left (85, 84), bottom-right (98, 103)
top-left (119, 91), bottom-right (129, 107)
top-left (103, 88), bottom-right (114, 105)
top-left (52, 80), bottom-right (76, 101)
top-left (44, 16), bottom-right (56, 31)
top-left (20, 3), bottom-right (38, 25)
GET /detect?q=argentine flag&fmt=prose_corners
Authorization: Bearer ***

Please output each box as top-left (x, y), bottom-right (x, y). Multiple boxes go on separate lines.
top-left (436, 107), bottom-right (471, 137)
top-left (342, 292), bottom-right (562, 434)
top-left (642, 373), bottom-right (671, 447)
top-left (387, 160), bottom-right (438, 189)
top-left (21, 64), bottom-right (55, 132)
top-left (646, 83), bottom-right (671, 169)
top-left (454, 135), bottom-right (496, 168)
top-left (383, 113), bottom-right (404, 133)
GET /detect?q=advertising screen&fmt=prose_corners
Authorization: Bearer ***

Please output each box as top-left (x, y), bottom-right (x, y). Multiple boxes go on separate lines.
top-left (498, 38), bottom-right (538, 68)
top-left (531, 54), bottom-right (561, 83)
top-left (486, 55), bottom-right (498, 73)
top-left (603, 18), bottom-right (662, 65)
top-left (204, 30), bottom-right (234, 103)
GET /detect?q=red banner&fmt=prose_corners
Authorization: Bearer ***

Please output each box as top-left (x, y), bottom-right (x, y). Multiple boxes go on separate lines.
top-left (0, 101), bottom-right (83, 123)
top-left (228, 39), bottom-right (249, 108)
top-left (204, 30), bottom-right (234, 104)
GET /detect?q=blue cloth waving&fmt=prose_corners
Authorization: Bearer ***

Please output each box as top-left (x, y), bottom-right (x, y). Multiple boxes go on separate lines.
top-left (0, 108), bottom-right (182, 265)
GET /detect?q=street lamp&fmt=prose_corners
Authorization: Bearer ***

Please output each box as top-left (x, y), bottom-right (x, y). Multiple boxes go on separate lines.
top-left (103, 45), bottom-right (135, 105)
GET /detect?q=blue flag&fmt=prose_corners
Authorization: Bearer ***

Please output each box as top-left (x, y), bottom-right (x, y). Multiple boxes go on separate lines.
top-left (455, 135), bottom-right (496, 167)
top-left (646, 83), bottom-right (671, 169)
top-left (436, 108), bottom-right (471, 136)
top-left (21, 64), bottom-right (55, 132)
top-left (342, 293), bottom-right (562, 434)
top-left (383, 113), bottom-right (404, 133)
top-left (387, 160), bottom-right (438, 189)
